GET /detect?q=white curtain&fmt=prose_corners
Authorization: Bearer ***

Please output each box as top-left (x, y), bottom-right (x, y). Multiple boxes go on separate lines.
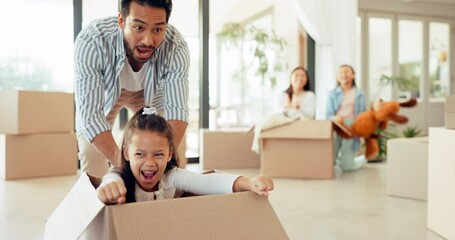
top-left (288, 0), bottom-right (358, 119)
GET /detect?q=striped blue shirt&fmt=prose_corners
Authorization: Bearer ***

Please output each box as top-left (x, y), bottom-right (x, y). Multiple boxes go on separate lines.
top-left (74, 17), bottom-right (190, 142)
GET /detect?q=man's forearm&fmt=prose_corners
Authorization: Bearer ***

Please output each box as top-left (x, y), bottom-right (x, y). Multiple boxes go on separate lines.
top-left (168, 120), bottom-right (188, 148)
top-left (91, 130), bottom-right (120, 167)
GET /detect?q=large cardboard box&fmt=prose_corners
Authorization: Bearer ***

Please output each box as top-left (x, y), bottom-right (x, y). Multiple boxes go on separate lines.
top-left (0, 133), bottom-right (78, 179)
top-left (44, 173), bottom-right (289, 240)
top-left (445, 95), bottom-right (455, 129)
top-left (427, 128), bottom-right (455, 239)
top-left (0, 90), bottom-right (74, 134)
top-left (386, 137), bottom-right (428, 201)
top-left (260, 120), bottom-right (333, 179)
top-left (200, 129), bottom-right (260, 169)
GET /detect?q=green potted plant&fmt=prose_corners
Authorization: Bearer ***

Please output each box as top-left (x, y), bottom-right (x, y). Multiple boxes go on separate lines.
top-left (373, 74), bottom-right (418, 101)
top-left (402, 125), bottom-right (421, 138)
top-left (375, 123), bottom-right (399, 161)
top-left (218, 22), bottom-right (287, 88)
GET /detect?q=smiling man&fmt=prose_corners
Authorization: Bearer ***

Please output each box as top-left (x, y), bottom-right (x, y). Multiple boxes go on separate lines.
top-left (74, 0), bottom-right (189, 177)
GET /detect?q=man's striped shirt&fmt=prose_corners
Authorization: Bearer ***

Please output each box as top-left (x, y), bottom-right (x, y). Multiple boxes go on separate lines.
top-left (74, 16), bottom-right (190, 142)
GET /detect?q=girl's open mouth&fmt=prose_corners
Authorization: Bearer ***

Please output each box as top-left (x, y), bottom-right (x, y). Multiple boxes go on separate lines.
top-left (141, 170), bottom-right (156, 180)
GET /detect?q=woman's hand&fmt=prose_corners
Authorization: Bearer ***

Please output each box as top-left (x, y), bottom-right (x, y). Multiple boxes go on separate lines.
top-left (291, 94), bottom-right (300, 109)
top-left (97, 180), bottom-right (127, 205)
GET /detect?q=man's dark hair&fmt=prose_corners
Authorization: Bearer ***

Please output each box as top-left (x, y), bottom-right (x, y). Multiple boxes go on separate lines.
top-left (120, 0), bottom-right (173, 23)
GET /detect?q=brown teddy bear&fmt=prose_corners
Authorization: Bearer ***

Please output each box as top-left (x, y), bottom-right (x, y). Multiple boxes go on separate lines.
top-left (333, 98), bottom-right (417, 160)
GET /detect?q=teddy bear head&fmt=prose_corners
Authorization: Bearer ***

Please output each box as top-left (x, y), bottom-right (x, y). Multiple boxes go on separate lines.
top-left (372, 98), bottom-right (417, 124)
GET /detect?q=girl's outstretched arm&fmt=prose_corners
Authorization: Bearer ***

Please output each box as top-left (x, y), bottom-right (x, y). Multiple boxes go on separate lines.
top-left (232, 175), bottom-right (274, 196)
top-left (97, 176), bottom-right (127, 204)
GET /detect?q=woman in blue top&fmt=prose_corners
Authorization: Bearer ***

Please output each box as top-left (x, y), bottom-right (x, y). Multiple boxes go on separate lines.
top-left (326, 65), bottom-right (367, 172)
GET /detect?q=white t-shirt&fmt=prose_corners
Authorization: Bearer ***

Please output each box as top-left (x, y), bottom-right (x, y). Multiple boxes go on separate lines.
top-left (277, 91), bottom-right (316, 119)
top-left (336, 88), bottom-right (356, 119)
top-left (120, 57), bottom-right (147, 92)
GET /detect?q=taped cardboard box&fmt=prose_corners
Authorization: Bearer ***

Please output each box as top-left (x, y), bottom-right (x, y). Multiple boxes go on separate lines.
top-left (260, 120), bottom-right (333, 179)
top-left (44, 172), bottom-right (289, 240)
top-left (387, 137), bottom-right (428, 201)
top-left (427, 127), bottom-right (455, 239)
top-left (0, 132), bottom-right (78, 180)
top-left (200, 128), bottom-right (260, 169)
top-left (0, 90), bottom-right (74, 134)
top-left (445, 95), bottom-right (455, 129)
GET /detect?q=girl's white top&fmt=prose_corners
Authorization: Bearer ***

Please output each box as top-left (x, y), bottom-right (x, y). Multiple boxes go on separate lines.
top-left (102, 168), bottom-right (240, 202)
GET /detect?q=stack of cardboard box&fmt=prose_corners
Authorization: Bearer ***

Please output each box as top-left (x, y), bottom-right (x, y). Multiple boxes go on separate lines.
top-left (0, 90), bottom-right (78, 180)
top-left (426, 95), bottom-right (455, 239)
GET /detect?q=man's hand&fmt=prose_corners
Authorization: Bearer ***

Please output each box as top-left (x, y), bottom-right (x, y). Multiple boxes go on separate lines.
top-left (97, 180), bottom-right (127, 205)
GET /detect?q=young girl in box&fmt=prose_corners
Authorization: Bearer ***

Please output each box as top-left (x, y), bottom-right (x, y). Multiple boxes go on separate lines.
top-left (97, 107), bottom-right (274, 204)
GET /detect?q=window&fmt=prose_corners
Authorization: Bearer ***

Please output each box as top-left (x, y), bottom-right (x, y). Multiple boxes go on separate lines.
top-left (0, 0), bottom-right (73, 92)
top-left (356, 16), bottom-right (362, 89)
top-left (209, 5), bottom-right (287, 129)
top-left (398, 20), bottom-right (423, 100)
top-left (171, 0), bottom-right (200, 158)
top-left (368, 17), bottom-right (393, 101)
top-left (429, 22), bottom-right (450, 99)
top-left (212, 13), bottom-right (276, 129)
top-left (82, 0), bottom-right (118, 27)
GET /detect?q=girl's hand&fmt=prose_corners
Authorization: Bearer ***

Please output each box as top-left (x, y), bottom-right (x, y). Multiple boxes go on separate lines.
top-left (291, 95), bottom-right (300, 109)
top-left (333, 115), bottom-right (343, 124)
top-left (248, 175), bottom-right (274, 196)
top-left (97, 180), bottom-right (127, 205)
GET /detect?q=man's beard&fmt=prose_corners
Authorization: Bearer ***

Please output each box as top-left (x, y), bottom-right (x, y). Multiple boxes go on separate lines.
top-left (123, 39), bottom-right (156, 64)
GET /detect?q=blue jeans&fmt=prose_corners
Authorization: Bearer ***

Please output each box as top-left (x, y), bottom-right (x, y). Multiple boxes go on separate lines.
top-left (333, 119), bottom-right (366, 171)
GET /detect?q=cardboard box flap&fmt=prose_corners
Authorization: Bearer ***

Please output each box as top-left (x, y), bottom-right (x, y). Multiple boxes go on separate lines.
top-left (108, 192), bottom-right (288, 240)
top-left (445, 95), bottom-right (455, 112)
top-left (44, 173), bottom-right (105, 240)
top-left (261, 120), bottom-right (332, 139)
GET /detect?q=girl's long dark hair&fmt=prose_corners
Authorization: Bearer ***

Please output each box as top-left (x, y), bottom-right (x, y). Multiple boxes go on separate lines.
top-left (115, 107), bottom-right (179, 203)
top-left (284, 66), bottom-right (311, 101)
